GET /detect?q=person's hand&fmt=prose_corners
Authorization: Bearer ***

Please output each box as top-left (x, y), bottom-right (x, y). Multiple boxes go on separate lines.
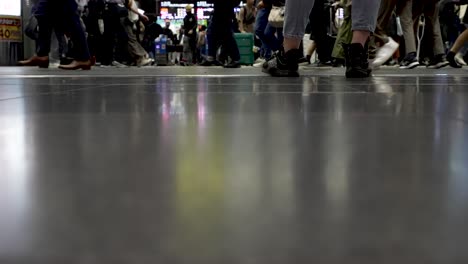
top-left (140, 14), bottom-right (149, 22)
top-left (189, 30), bottom-right (193, 34)
top-left (257, 1), bottom-right (265, 9)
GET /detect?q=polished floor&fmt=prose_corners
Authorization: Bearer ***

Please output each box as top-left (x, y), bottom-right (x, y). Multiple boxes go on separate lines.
top-left (1, 66), bottom-right (468, 264)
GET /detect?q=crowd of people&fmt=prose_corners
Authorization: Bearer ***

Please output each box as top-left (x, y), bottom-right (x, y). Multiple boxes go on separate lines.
top-left (17, 0), bottom-right (468, 78)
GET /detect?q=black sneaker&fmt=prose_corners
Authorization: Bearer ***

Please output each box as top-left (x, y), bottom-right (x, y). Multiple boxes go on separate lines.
top-left (447, 51), bottom-right (462, 68)
top-left (263, 48), bottom-right (301, 77)
top-left (224, 61), bottom-right (241, 68)
top-left (344, 43), bottom-right (371, 78)
top-left (428, 54), bottom-right (450, 69)
top-left (399, 52), bottom-right (419, 69)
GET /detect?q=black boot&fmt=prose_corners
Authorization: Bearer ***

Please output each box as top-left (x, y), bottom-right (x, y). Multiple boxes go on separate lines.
top-left (344, 43), bottom-right (371, 78)
top-left (263, 48), bottom-right (301, 77)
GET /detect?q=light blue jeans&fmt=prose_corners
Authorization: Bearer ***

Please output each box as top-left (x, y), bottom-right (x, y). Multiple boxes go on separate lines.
top-left (283, 0), bottom-right (381, 39)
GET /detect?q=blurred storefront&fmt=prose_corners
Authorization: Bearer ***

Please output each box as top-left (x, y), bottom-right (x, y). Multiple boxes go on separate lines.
top-left (0, 0), bottom-right (23, 65)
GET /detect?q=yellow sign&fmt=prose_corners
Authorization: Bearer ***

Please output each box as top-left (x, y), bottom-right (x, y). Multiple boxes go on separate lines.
top-left (0, 16), bottom-right (22, 42)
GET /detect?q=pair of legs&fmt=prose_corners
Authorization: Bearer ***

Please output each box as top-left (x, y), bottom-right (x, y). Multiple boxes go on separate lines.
top-left (255, 7), bottom-right (283, 59)
top-left (121, 18), bottom-right (150, 66)
top-left (307, 0), bottom-right (333, 63)
top-left (205, 20), bottom-right (240, 65)
top-left (282, 0), bottom-right (379, 53)
top-left (21, 0), bottom-right (91, 69)
top-left (36, 0), bottom-right (90, 61)
top-left (265, 0), bottom-right (379, 77)
top-left (400, 0), bottom-right (445, 59)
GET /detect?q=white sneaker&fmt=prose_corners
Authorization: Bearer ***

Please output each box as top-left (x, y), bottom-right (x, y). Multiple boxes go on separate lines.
top-left (137, 57), bottom-right (153, 67)
top-left (253, 58), bottom-right (266, 67)
top-left (372, 37), bottom-right (399, 68)
top-left (455, 53), bottom-right (467, 66)
top-left (111, 61), bottom-right (128, 68)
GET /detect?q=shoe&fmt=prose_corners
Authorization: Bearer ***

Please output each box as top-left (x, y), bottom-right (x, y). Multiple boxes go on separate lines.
top-left (111, 60), bottom-right (126, 68)
top-left (447, 51), bottom-right (462, 68)
top-left (455, 53), bottom-right (467, 66)
top-left (263, 48), bottom-right (301, 77)
top-left (297, 56), bottom-right (310, 66)
top-left (224, 61), bottom-right (241, 68)
top-left (332, 58), bottom-right (345, 67)
top-left (344, 43), bottom-right (371, 78)
top-left (199, 60), bottom-right (215, 66)
top-left (427, 54), bottom-right (449, 69)
top-left (253, 58), bottom-right (266, 67)
top-left (58, 60), bottom-right (92, 70)
top-left (372, 37), bottom-right (399, 68)
top-left (18, 55), bottom-right (49, 68)
top-left (399, 52), bottom-right (419, 69)
top-left (60, 57), bottom-right (74, 65)
top-left (137, 57), bottom-right (153, 67)
top-left (316, 60), bottom-right (333, 67)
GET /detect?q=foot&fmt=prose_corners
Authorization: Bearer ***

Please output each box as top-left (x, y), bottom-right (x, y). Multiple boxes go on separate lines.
top-left (199, 60), bottom-right (215, 66)
top-left (447, 51), bottom-right (462, 68)
top-left (18, 55), bottom-right (49, 68)
top-left (427, 54), bottom-right (449, 69)
top-left (344, 43), bottom-right (371, 78)
top-left (58, 60), bottom-right (92, 70)
top-left (253, 58), bottom-right (266, 67)
top-left (137, 57), bottom-right (153, 67)
top-left (372, 37), bottom-right (399, 68)
top-left (263, 48), bottom-right (301, 77)
top-left (223, 61), bottom-right (241, 68)
top-left (399, 52), bottom-right (419, 69)
top-left (455, 53), bottom-right (467, 66)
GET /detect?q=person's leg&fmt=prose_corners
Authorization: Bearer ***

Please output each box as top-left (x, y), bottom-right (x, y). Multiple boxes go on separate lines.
top-left (200, 21), bottom-right (219, 65)
top-left (223, 30), bottom-right (241, 68)
top-left (344, 0), bottom-right (380, 78)
top-left (282, 0), bottom-right (316, 52)
top-left (398, 0), bottom-right (417, 55)
top-left (374, 0), bottom-right (398, 45)
top-left (58, 0), bottom-right (91, 70)
top-left (450, 29), bottom-right (468, 54)
top-left (122, 18), bottom-right (148, 65)
top-left (255, 8), bottom-right (272, 58)
top-left (36, 16), bottom-right (54, 58)
top-left (423, 0), bottom-right (449, 68)
top-left (371, 0), bottom-right (400, 67)
top-left (265, 0), bottom-right (316, 76)
top-left (309, 0), bottom-right (330, 63)
top-left (332, 4), bottom-right (352, 61)
top-left (101, 3), bottom-right (119, 65)
top-left (264, 23), bottom-right (281, 52)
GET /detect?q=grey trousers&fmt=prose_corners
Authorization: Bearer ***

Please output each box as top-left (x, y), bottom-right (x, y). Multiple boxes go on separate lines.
top-left (283, 0), bottom-right (381, 39)
top-left (400, 0), bottom-right (444, 56)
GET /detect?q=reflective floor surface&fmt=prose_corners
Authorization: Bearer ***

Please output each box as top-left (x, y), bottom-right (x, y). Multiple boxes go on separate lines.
top-left (1, 67), bottom-right (468, 263)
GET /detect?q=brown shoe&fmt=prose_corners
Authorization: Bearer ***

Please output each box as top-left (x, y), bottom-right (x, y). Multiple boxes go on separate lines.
top-left (58, 60), bottom-right (92, 70)
top-left (18, 56), bottom-right (49, 68)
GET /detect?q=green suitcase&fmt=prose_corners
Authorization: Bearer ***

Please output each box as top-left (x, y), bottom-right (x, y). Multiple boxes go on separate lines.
top-left (234, 33), bottom-right (255, 65)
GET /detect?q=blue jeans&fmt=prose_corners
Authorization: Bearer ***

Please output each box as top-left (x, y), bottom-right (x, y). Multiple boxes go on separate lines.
top-left (255, 8), bottom-right (282, 59)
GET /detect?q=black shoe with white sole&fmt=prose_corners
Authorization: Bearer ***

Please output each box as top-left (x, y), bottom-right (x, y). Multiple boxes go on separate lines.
top-left (427, 54), bottom-right (450, 69)
top-left (400, 52), bottom-right (419, 69)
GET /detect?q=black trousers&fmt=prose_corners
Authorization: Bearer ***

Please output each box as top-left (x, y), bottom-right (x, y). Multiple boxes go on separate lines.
top-left (308, 0), bottom-right (333, 62)
top-left (35, 0), bottom-right (90, 61)
top-left (207, 21), bottom-right (240, 62)
top-left (101, 3), bottom-right (125, 65)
